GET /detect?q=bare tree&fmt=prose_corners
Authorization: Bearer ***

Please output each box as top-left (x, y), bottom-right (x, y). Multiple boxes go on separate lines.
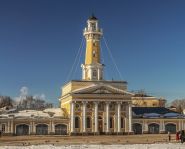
top-left (170, 99), bottom-right (185, 113)
top-left (0, 96), bottom-right (14, 109)
top-left (17, 96), bottom-right (53, 110)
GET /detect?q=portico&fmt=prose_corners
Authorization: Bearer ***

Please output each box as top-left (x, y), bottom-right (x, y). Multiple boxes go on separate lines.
top-left (69, 99), bottom-right (133, 135)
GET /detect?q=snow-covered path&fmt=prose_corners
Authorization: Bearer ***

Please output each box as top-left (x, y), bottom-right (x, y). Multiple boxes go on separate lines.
top-left (0, 143), bottom-right (185, 149)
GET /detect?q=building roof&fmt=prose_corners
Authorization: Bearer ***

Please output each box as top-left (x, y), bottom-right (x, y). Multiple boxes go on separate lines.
top-left (0, 108), bottom-right (65, 119)
top-left (132, 107), bottom-right (179, 115)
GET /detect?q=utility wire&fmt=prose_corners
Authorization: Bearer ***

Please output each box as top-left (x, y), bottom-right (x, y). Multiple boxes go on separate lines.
top-left (73, 38), bottom-right (85, 79)
top-left (103, 36), bottom-right (123, 80)
top-left (65, 37), bottom-right (84, 82)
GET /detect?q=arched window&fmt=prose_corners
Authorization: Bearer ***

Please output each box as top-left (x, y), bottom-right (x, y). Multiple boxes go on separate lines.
top-left (87, 117), bottom-right (91, 128)
top-left (132, 123), bottom-right (142, 134)
top-left (75, 116), bottom-right (80, 128)
top-left (165, 123), bottom-right (176, 134)
top-left (55, 124), bottom-right (67, 135)
top-left (148, 123), bottom-right (159, 134)
top-left (16, 124), bottom-right (29, 136)
top-left (36, 124), bottom-right (48, 135)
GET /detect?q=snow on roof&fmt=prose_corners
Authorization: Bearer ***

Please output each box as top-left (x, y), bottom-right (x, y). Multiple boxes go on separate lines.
top-left (0, 108), bottom-right (65, 118)
top-left (163, 113), bottom-right (181, 117)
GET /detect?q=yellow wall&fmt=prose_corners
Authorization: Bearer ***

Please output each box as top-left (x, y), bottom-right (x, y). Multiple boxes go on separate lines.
top-left (85, 40), bottom-right (100, 65)
top-left (132, 97), bottom-right (166, 107)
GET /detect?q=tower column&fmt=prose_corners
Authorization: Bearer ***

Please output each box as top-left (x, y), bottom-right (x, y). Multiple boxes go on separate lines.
top-left (106, 102), bottom-right (110, 134)
top-left (70, 101), bottom-right (75, 133)
top-left (94, 102), bottom-right (99, 133)
top-left (82, 101), bottom-right (87, 133)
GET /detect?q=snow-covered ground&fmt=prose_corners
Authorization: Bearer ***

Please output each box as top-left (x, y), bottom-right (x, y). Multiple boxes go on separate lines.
top-left (0, 143), bottom-right (185, 149)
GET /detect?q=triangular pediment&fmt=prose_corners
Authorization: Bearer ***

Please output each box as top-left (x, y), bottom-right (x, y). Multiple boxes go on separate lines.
top-left (72, 84), bottom-right (134, 96)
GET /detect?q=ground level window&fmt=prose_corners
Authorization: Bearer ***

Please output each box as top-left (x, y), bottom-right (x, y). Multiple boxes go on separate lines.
top-left (2, 124), bottom-right (5, 133)
top-left (87, 117), bottom-right (91, 128)
top-left (110, 117), bottom-right (113, 128)
top-left (121, 117), bottom-right (124, 128)
top-left (75, 117), bottom-right (80, 128)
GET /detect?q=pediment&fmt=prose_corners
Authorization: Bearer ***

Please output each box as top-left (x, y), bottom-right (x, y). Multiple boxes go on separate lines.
top-left (72, 84), bottom-right (134, 96)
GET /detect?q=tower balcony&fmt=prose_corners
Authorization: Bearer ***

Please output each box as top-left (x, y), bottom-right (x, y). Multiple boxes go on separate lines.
top-left (83, 28), bottom-right (103, 36)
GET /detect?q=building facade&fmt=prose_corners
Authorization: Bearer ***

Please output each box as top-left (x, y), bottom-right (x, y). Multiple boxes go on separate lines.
top-left (0, 16), bottom-right (184, 136)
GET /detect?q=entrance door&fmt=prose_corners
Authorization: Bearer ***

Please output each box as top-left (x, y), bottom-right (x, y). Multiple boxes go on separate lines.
top-left (98, 116), bottom-right (103, 133)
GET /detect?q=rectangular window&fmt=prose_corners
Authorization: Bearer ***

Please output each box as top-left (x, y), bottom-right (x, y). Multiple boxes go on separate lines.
top-left (121, 118), bottom-right (124, 128)
top-left (2, 124), bottom-right (5, 133)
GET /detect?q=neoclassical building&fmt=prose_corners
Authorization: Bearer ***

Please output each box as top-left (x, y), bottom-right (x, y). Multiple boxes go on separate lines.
top-left (60, 15), bottom-right (134, 135)
top-left (0, 15), bottom-right (184, 136)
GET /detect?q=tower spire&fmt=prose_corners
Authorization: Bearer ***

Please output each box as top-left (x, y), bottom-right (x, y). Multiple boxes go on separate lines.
top-left (81, 16), bottom-right (104, 81)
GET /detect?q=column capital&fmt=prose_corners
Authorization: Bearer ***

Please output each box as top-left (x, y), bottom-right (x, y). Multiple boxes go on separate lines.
top-left (82, 101), bottom-right (87, 105)
top-left (116, 101), bottom-right (122, 105)
top-left (126, 101), bottom-right (132, 106)
top-left (105, 101), bottom-right (110, 105)
top-left (94, 101), bottom-right (99, 105)
top-left (70, 101), bottom-right (75, 104)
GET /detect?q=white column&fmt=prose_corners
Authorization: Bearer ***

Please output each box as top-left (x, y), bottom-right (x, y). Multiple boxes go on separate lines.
top-left (33, 122), bottom-right (36, 134)
top-left (70, 102), bottom-right (75, 133)
top-left (143, 120), bottom-right (148, 133)
top-left (82, 101), bottom-right (87, 132)
top-left (117, 102), bottom-right (121, 133)
top-left (97, 68), bottom-right (100, 80)
top-left (89, 69), bottom-right (92, 80)
top-left (7, 121), bottom-right (10, 133)
top-left (162, 121), bottom-right (165, 131)
top-left (94, 102), bottom-right (98, 133)
top-left (128, 103), bottom-right (133, 132)
top-left (52, 121), bottom-right (55, 133)
top-left (160, 120), bottom-right (165, 132)
top-left (11, 120), bottom-right (13, 134)
top-left (29, 122), bottom-right (32, 134)
top-left (179, 120), bottom-right (181, 131)
top-left (106, 102), bottom-right (110, 133)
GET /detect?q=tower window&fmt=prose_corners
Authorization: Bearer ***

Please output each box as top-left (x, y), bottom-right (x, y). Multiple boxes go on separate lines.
top-left (93, 50), bottom-right (96, 57)
top-left (91, 23), bottom-right (96, 30)
top-left (93, 70), bottom-right (97, 77)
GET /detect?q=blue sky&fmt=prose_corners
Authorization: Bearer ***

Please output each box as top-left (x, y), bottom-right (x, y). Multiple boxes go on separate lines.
top-left (0, 0), bottom-right (185, 105)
